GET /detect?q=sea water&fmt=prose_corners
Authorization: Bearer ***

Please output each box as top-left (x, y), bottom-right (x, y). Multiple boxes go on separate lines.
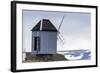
top-left (57, 49), bottom-right (91, 61)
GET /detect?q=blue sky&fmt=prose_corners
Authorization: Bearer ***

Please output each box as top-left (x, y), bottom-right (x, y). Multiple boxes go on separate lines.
top-left (22, 10), bottom-right (91, 52)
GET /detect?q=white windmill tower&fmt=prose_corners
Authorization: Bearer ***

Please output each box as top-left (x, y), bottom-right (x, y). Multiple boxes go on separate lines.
top-left (31, 16), bottom-right (66, 55)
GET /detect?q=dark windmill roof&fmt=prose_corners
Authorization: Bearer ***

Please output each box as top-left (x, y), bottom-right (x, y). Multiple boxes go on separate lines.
top-left (31, 19), bottom-right (58, 32)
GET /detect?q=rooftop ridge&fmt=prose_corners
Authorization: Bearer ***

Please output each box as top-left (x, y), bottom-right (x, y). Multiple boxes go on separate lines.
top-left (31, 19), bottom-right (58, 32)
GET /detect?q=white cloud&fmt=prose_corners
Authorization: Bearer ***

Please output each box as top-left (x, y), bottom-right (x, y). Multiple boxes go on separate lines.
top-left (57, 35), bottom-right (91, 51)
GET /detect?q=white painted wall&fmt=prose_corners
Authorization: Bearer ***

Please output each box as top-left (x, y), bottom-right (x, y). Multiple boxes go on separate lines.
top-left (0, 0), bottom-right (100, 73)
top-left (32, 31), bottom-right (57, 54)
top-left (40, 31), bottom-right (57, 54)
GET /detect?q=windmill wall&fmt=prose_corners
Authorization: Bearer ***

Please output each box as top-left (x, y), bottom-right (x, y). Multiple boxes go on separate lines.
top-left (32, 31), bottom-right (57, 54)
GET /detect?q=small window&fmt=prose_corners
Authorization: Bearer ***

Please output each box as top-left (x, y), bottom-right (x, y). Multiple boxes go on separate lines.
top-left (34, 37), bottom-right (40, 51)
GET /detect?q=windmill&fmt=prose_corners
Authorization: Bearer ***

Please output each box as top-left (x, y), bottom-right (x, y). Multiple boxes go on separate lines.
top-left (31, 19), bottom-right (58, 55)
top-left (31, 16), bottom-right (66, 55)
